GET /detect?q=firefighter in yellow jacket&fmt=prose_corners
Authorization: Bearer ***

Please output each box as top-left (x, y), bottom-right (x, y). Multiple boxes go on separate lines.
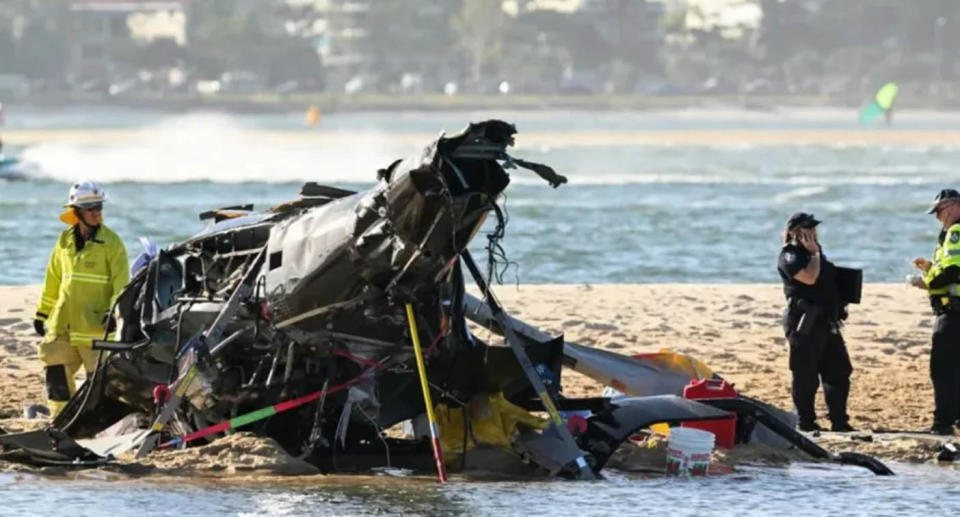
top-left (33, 181), bottom-right (129, 417)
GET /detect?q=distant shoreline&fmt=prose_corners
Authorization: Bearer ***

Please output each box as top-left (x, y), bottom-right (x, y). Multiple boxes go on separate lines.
top-left (0, 92), bottom-right (904, 114)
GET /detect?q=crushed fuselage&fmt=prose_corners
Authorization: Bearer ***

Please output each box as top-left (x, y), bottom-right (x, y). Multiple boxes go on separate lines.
top-left (47, 121), bottom-right (754, 478)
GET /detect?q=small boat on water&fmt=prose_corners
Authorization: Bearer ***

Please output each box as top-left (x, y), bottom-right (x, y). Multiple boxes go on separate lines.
top-left (0, 155), bottom-right (37, 180)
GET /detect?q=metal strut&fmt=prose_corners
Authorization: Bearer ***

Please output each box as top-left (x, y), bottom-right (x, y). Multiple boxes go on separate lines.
top-left (460, 250), bottom-right (595, 480)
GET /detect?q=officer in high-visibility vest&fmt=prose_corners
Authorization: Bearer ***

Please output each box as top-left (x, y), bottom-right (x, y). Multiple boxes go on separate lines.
top-left (778, 212), bottom-right (855, 432)
top-left (33, 181), bottom-right (128, 417)
top-left (911, 188), bottom-right (960, 435)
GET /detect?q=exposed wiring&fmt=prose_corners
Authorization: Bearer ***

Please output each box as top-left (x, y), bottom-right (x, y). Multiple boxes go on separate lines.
top-left (484, 196), bottom-right (519, 289)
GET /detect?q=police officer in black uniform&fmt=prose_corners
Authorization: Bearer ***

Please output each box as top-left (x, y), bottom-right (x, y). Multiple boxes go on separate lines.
top-left (778, 213), bottom-right (855, 432)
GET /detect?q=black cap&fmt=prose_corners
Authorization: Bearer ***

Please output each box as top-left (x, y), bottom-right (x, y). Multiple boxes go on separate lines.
top-left (786, 212), bottom-right (821, 230)
top-left (927, 188), bottom-right (960, 214)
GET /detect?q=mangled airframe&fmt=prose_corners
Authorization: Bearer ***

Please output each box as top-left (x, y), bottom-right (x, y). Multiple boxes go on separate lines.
top-left (0, 120), bottom-right (892, 478)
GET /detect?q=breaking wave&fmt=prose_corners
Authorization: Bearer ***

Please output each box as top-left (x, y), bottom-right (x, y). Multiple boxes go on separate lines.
top-left (774, 186), bottom-right (829, 202)
top-left (19, 113), bottom-right (412, 184)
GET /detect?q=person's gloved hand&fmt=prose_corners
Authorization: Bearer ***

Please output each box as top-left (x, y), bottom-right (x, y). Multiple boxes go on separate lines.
top-left (33, 319), bottom-right (45, 337)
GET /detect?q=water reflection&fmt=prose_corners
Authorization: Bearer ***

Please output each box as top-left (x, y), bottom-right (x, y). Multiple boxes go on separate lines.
top-left (2, 462), bottom-right (959, 517)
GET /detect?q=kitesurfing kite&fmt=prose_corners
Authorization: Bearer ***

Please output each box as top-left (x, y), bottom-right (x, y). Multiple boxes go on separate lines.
top-left (859, 82), bottom-right (898, 125)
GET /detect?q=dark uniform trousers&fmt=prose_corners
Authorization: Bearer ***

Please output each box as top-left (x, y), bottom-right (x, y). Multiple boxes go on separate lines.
top-left (931, 312), bottom-right (960, 428)
top-left (784, 308), bottom-right (852, 426)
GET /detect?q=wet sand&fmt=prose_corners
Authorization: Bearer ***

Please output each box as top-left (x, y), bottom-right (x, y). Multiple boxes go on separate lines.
top-left (0, 283), bottom-right (952, 472)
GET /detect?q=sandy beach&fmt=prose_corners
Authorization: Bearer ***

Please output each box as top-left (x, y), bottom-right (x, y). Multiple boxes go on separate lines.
top-left (0, 283), bottom-right (950, 471)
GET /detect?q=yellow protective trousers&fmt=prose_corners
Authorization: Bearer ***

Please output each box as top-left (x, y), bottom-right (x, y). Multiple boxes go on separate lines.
top-left (38, 335), bottom-right (100, 417)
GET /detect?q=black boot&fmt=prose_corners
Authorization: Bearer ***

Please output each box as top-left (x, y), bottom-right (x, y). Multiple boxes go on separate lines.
top-left (831, 421), bottom-right (857, 432)
top-left (930, 424), bottom-right (955, 436)
top-left (798, 421), bottom-right (824, 432)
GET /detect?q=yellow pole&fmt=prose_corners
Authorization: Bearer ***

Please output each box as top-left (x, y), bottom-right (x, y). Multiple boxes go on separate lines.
top-left (405, 303), bottom-right (448, 483)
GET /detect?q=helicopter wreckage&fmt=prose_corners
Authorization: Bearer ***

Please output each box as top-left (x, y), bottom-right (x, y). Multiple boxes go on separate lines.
top-left (0, 120), bottom-right (891, 478)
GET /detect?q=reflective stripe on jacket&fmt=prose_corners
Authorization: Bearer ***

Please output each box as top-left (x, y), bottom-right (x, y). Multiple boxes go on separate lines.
top-left (35, 225), bottom-right (129, 346)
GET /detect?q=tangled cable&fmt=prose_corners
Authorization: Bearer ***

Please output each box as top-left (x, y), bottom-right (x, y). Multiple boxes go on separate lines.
top-left (484, 196), bottom-right (519, 289)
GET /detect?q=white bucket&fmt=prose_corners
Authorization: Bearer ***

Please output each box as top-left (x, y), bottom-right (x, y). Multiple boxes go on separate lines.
top-left (665, 427), bottom-right (715, 476)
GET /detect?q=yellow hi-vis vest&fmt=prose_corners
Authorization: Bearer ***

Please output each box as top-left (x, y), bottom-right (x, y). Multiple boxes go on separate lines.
top-left (35, 225), bottom-right (129, 346)
top-left (925, 223), bottom-right (960, 302)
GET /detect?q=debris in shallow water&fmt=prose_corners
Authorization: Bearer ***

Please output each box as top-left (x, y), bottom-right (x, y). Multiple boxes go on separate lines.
top-left (936, 443), bottom-right (957, 463)
top-left (0, 120), bottom-right (894, 479)
top-left (35, 120), bottom-right (732, 480)
top-left (371, 466), bottom-right (414, 477)
top-left (605, 435), bottom-right (667, 473)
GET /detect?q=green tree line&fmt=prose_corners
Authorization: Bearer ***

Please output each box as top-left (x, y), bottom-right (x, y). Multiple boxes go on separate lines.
top-left (0, 0), bottom-right (958, 97)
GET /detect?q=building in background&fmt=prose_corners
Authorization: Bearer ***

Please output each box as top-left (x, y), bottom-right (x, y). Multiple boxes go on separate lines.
top-left (281, 0), bottom-right (369, 92)
top-left (683, 0), bottom-right (760, 39)
top-left (68, 1), bottom-right (186, 80)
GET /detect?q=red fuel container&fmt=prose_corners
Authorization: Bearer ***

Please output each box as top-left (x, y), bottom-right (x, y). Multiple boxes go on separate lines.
top-left (682, 379), bottom-right (738, 449)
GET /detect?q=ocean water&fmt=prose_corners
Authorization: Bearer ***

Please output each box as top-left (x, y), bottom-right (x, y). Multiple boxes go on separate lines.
top-left (1, 462), bottom-right (960, 517)
top-left (1, 107), bottom-right (959, 286)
